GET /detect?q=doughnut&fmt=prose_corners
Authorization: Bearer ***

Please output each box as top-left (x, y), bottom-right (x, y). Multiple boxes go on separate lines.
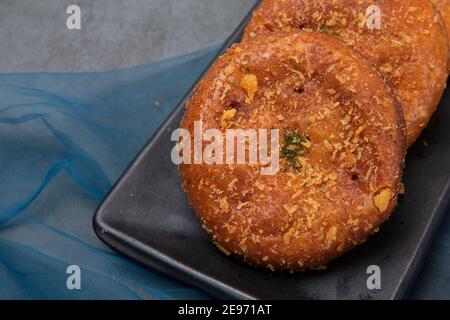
top-left (243, 0), bottom-right (448, 147)
top-left (431, 0), bottom-right (450, 70)
top-left (179, 31), bottom-right (406, 271)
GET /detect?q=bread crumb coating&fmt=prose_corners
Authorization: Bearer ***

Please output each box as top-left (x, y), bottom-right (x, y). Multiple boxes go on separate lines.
top-left (179, 31), bottom-right (406, 271)
top-left (431, 0), bottom-right (450, 70)
top-left (244, 0), bottom-right (448, 146)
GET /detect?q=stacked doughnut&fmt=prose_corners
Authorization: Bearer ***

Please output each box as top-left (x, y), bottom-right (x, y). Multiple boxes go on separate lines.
top-left (179, 0), bottom-right (449, 271)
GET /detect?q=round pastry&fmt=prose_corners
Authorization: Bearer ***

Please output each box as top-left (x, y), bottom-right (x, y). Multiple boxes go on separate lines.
top-left (431, 0), bottom-right (450, 70)
top-left (179, 31), bottom-right (406, 271)
top-left (244, 0), bottom-right (448, 147)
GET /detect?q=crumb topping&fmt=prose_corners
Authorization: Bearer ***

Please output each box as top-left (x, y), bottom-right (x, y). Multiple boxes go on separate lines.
top-left (180, 30), bottom-right (406, 271)
top-left (240, 74), bottom-right (258, 103)
top-left (244, 0), bottom-right (448, 146)
top-left (373, 188), bottom-right (392, 212)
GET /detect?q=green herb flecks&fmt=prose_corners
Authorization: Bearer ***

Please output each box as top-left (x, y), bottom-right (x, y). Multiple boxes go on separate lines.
top-left (320, 25), bottom-right (338, 36)
top-left (281, 130), bottom-right (310, 170)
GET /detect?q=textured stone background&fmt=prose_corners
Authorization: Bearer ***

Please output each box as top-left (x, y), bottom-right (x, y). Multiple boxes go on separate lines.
top-left (0, 0), bottom-right (257, 72)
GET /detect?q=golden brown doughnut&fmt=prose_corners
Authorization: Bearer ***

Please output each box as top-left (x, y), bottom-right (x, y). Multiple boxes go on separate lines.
top-left (179, 31), bottom-right (406, 271)
top-left (431, 0), bottom-right (450, 70)
top-left (244, 0), bottom-right (448, 146)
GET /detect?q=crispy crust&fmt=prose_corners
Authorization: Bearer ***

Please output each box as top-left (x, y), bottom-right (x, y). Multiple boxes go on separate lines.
top-left (244, 0), bottom-right (448, 147)
top-left (431, 0), bottom-right (450, 70)
top-left (179, 31), bottom-right (406, 271)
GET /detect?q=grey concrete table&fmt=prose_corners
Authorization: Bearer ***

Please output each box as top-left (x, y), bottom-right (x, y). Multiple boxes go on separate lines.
top-left (0, 0), bottom-right (257, 72)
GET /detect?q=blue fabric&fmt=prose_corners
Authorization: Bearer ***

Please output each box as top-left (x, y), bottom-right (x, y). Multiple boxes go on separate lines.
top-left (0, 46), bottom-right (220, 300)
top-left (0, 44), bottom-right (448, 300)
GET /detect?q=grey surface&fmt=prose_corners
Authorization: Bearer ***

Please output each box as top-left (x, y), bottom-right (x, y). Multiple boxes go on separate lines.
top-left (0, 0), bottom-right (257, 72)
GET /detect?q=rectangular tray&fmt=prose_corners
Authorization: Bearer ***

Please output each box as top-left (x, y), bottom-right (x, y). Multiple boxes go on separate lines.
top-left (93, 2), bottom-right (450, 300)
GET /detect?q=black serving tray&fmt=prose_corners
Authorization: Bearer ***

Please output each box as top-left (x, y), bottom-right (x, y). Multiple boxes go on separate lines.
top-left (93, 2), bottom-right (450, 300)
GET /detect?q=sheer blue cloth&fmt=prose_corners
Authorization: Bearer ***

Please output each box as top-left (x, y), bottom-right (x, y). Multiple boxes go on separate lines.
top-left (0, 46), bottom-right (220, 299)
top-left (0, 44), bottom-right (448, 299)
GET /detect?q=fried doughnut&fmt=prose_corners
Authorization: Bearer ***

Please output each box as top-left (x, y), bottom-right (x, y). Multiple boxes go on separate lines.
top-left (179, 31), bottom-right (406, 271)
top-left (431, 0), bottom-right (450, 70)
top-left (244, 0), bottom-right (448, 146)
